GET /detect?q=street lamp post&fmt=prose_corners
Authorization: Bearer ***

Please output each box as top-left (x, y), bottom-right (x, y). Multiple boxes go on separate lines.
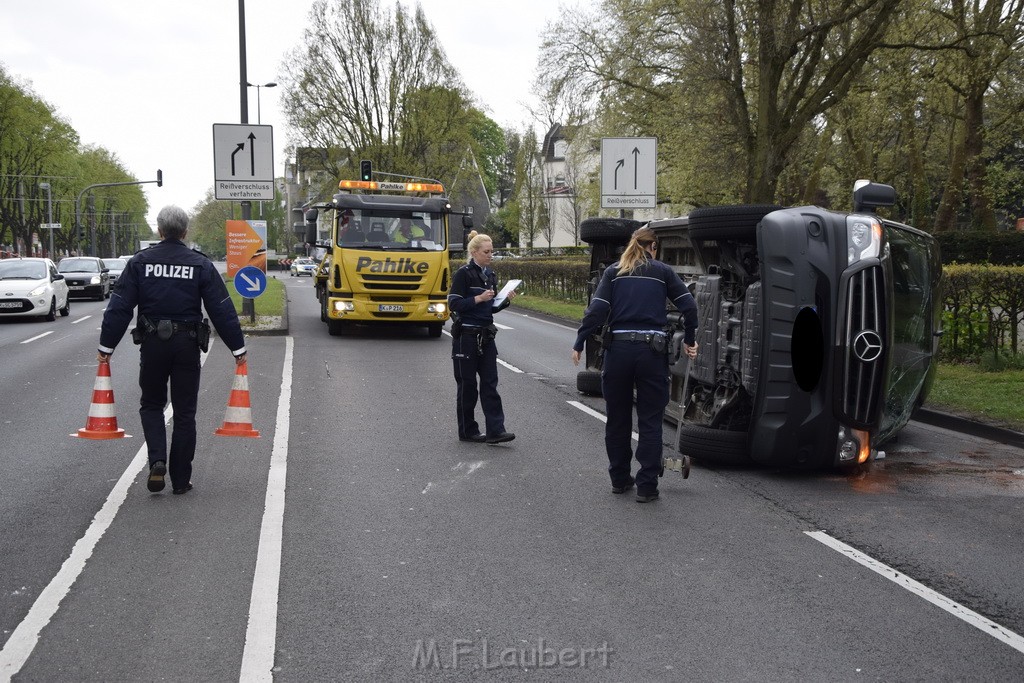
top-left (38, 182), bottom-right (53, 258)
top-left (246, 81), bottom-right (277, 124)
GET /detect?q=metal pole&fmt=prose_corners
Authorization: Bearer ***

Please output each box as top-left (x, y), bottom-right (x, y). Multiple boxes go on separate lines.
top-left (40, 183), bottom-right (53, 258)
top-left (239, 0), bottom-right (254, 321)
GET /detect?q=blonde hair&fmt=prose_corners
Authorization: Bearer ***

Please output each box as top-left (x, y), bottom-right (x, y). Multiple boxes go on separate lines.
top-left (617, 226), bottom-right (657, 275)
top-left (467, 231), bottom-right (492, 255)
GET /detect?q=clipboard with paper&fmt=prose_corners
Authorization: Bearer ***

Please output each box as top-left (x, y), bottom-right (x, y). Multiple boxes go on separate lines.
top-left (492, 279), bottom-right (522, 307)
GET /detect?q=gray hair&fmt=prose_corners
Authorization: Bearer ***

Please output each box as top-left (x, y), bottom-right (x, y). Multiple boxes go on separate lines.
top-left (156, 205), bottom-right (189, 240)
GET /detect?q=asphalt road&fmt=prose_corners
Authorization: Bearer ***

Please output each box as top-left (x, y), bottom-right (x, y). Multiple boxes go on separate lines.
top-left (1, 277), bottom-right (1023, 681)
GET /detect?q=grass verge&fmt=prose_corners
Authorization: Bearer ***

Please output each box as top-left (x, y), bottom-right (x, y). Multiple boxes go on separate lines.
top-left (227, 275), bottom-right (285, 320)
top-left (512, 293), bottom-right (1024, 433)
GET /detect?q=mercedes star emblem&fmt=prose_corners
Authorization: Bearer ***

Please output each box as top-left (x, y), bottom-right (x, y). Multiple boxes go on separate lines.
top-left (853, 330), bottom-right (883, 362)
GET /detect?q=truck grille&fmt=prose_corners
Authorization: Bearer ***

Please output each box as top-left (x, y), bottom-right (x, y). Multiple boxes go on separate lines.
top-left (360, 273), bottom-right (422, 291)
top-left (840, 266), bottom-right (885, 425)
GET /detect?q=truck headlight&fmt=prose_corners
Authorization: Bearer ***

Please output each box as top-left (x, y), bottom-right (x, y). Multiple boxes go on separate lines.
top-left (847, 215), bottom-right (882, 265)
top-left (332, 300), bottom-right (355, 312)
top-left (427, 303), bottom-right (446, 314)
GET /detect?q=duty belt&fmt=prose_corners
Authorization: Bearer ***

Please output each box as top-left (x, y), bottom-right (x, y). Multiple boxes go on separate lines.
top-left (162, 320), bottom-right (200, 333)
top-left (610, 332), bottom-right (664, 343)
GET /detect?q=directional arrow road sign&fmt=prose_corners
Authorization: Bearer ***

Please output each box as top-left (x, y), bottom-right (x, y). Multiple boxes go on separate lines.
top-left (213, 123), bottom-right (275, 201)
top-left (601, 137), bottom-right (657, 209)
top-left (234, 266), bottom-right (267, 298)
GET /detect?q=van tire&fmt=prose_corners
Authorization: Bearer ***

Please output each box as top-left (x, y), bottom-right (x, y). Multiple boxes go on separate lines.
top-left (576, 369), bottom-right (603, 396)
top-left (580, 218), bottom-right (642, 245)
top-left (677, 424), bottom-right (750, 465)
top-left (687, 205), bottom-right (784, 241)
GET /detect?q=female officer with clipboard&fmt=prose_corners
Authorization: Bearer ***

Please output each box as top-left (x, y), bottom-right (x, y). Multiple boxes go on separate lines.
top-left (572, 226), bottom-right (699, 502)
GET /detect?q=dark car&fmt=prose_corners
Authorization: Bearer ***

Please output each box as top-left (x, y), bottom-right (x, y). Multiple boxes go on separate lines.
top-left (578, 181), bottom-right (943, 470)
top-left (57, 257), bottom-right (110, 301)
top-left (101, 258), bottom-right (128, 290)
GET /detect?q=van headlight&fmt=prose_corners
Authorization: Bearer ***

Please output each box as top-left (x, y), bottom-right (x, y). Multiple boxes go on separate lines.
top-left (837, 426), bottom-right (871, 464)
top-left (847, 215), bottom-right (882, 265)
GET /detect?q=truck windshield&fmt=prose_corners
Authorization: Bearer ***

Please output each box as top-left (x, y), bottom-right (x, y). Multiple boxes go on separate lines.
top-left (337, 210), bottom-right (445, 251)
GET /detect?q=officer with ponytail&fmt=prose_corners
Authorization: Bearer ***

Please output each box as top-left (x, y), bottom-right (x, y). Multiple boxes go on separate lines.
top-left (572, 226), bottom-right (698, 502)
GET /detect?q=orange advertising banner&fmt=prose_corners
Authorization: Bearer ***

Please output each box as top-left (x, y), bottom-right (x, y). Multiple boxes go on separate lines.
top-left (225, 220), bottom-right (267, 278)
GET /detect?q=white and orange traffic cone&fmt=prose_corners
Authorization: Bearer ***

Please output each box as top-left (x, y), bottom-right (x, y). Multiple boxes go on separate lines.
top-left (74, 359), bottom-right (128, 439)
top-left (214, 361), bottom-right (260, 438)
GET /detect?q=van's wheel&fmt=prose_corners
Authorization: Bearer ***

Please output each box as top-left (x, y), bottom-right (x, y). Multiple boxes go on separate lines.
top-left (677, 424), bottom-right (750, 465)
top-left (580, 218), bottom-right (642, 245)
top-left (576, 369), bottom-right (603, 396)
top-left (687, 205), bottom-right (785, 241)
top-left (427, 323), bottom-right (443, 338)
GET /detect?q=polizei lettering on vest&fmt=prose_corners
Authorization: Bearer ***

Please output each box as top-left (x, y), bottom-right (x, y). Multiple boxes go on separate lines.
top-left (355, 256), bottom-right (429, 274)
top-left (144, 264), bottom-right (196, 279)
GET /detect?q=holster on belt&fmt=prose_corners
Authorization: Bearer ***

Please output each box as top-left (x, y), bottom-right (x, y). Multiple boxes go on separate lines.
top-left (131, 314), bottom-right (157, 344)
top-left (197, 318), bottom-right (211, 352)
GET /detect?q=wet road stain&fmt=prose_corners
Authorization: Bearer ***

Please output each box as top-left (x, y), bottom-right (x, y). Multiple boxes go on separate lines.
top-left (837, 445), bottom-right (1024, 496)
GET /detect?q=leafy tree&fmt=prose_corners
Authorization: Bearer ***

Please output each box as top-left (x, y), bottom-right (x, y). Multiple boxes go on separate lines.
top-left (539, 0), bottom-right (903, 204)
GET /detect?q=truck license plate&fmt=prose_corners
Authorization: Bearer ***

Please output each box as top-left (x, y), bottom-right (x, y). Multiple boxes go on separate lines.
top-left (378, 304), bottom-right (404, 312)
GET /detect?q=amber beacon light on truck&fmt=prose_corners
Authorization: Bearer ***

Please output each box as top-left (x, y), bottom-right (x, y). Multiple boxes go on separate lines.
top-left (305, 169), bottom-right (473, 339)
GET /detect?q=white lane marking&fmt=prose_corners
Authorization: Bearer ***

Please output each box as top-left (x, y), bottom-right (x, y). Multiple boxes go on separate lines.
top-left (497, 358), bottom-right (523, 373)
top-left (442, 329), bottom-right (452, 338)
top-left (806, 531), bottom-right (1024, 655)
top-left (567, 400), bottom-right (638, 442)
top-left (239, 336), bottom-right (293, 682)
top-left (511, 312), bottom-right (577, 331)
top-left (493, 322), bottom-right (513, 330)
top-left (0, 348), bottom-right (206, 679)
top-left (20, 331), bottom-right (54, 344)
top-left (71, 315), bottom-right (92, 324)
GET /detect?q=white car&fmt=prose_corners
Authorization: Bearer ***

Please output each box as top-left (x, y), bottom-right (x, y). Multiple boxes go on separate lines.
top-left (102, 258), bottom-right (128, 289)
top-left (0, 257), bottom-right (71, 320)
top-left (290, 257), bottom-right (317, 277)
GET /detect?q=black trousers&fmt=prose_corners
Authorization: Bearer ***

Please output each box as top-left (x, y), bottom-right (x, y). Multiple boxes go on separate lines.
top-left (452, 333), bottom-right (505, 438)
top-left (138, 332), bottom-right (201, 488)
top-left (601, 340), bottom-right (670, 494)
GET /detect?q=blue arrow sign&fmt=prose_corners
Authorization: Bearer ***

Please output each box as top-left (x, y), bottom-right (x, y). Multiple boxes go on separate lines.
top-left (234, 266), bottom-right (267, 298)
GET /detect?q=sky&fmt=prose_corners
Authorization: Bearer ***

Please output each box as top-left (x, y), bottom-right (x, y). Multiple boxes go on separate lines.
top-left (1, 0), bottom-right (568, 232)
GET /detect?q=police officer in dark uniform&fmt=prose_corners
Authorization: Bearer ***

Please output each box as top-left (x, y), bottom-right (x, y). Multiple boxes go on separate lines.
top-left (572, 226), bottom-right (699, 502)
top-left (448, 231), bottom-right (516, 444)
top-left (97, 206), bottom-right (247, 495)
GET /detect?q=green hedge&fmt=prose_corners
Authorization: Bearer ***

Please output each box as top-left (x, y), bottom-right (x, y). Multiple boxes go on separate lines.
top-left (450, 257), bottom-right (591, 303)
top-left (936, 232), bottom-right (1024, 265)
top-left (941, 264), bottom-right (1024, 361)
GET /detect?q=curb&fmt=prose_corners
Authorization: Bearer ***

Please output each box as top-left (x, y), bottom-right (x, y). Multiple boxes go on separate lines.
top-left (911, 407), bottom-right (1024, 450)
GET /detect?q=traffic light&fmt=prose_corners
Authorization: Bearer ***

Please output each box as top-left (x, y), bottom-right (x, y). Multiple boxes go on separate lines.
top-left (77, 225), bottom-right (86, 240)
top-left (360, 160), bottom-right (372, 182)
top-left (156, 169), bottom-right (163, 187)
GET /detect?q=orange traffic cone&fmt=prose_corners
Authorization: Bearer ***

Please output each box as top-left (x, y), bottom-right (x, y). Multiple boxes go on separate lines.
top-left (74, 359), bottom-right (128, 439)
top-left (214, 361), bottom-right (260, 437)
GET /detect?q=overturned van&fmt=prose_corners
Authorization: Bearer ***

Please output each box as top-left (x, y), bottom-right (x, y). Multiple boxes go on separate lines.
top-left (677, 182), bottom-right (943, 468)
top-left (580, 181), bottom-right (944, 469)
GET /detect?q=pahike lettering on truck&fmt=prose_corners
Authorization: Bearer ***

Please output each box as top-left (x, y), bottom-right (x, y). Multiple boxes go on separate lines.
top-left (303, 168), bottom-right (474, 338)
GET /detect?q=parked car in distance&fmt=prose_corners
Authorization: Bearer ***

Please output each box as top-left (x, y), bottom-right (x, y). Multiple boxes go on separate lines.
top-left (290, 257), bottom-right (317, 277)
top-left (101, 258), bottom-right (128, 290)
top-left (0, 257), bottom-right (70, 320)
top-left (57, 256), bottom-right (110, 300)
